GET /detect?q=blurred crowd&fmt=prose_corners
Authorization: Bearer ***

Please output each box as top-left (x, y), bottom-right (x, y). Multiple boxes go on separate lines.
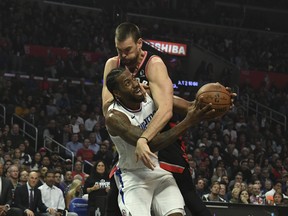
top-left (0, 0), bottom-right (288, 213)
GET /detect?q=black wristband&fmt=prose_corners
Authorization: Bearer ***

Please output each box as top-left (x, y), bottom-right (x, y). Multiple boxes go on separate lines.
top-left (139, 136), bottom-right (149, 142)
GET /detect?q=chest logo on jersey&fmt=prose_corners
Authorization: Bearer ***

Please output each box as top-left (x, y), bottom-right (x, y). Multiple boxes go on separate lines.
top-left (139, 69), bottom-right (145, 77)
top-left (138, 110), bottom-right (156, 130)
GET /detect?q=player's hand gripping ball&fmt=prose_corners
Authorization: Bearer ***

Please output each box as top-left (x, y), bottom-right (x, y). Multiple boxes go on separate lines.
top-left (196, 82), bottom-right (231, 118)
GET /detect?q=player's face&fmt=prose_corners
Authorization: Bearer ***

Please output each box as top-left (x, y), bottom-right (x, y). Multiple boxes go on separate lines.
top-left (115, 36), bottom-right (141, 67)
top-left (116, 70), bottom-right (145, 104)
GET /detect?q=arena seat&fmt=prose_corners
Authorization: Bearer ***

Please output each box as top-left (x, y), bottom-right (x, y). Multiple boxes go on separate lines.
top-left (69, 198), bottom-right (88, 216)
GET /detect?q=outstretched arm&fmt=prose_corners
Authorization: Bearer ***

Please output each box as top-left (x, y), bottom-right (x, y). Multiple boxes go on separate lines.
top-left (106, 101), bottom-right (213, 166)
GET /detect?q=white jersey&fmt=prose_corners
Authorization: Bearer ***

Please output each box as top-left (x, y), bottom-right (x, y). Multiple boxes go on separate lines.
top-left (108, 94), bottom-right (157, 170)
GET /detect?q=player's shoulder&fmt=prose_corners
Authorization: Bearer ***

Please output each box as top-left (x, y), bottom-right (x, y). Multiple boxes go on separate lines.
top-left (106, 56), bottom-right (119, 66)
top-left (148, 54), bottom-right (164, 64)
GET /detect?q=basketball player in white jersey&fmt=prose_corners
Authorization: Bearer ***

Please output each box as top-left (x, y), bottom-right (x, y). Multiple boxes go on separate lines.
top-left (105, 67), bottom-right (214, 216)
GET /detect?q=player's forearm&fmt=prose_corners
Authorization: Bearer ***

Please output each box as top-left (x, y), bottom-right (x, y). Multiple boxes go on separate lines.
top-left (173, 96), bottom-right (192, 116)
top-left (139, 107), bottom-right (173, 142)
top-left (149, 116), bottom-right (196, 152)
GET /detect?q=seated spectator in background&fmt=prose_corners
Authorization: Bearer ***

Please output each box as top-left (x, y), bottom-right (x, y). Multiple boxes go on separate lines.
top-left (37, 166), bottom-right (48, 187)
top-left (54, 171), bottom-right (63, 189)
top-left (265, 180), bottom-right (283, 199)
top-left (50, 152), bottom-right (60, 168)
top-left (19, 170), bottom-right (29, 185)
top-left (0, 162), bottom-right (23, 216)
top-left (59, 170), bottom-right (73, 195)
top-left (63, 159), bottom-right (73, 172)
top-left (84, 160), bottom-right (110, 216)
top-left (66, 133), bottom-right (83, 158)
top-left (219, 182), bottom-right (228, 201)
top-left (14, 171), bottom-right (55, 216)
top-left (38, 148), bottom-right (48, 158)
top-left (18, 143), bottom-right (32, 165)
top-left (39, 170), bottom-right (78, 216)
top-left (88, 132), bottom-right (100, 155)
top-left (250, 183), bottom-right (264, 205)
top-left (195, 178), bottom-right (207, 198)
top-left (93, 142), bottom-right (114, 169)
top-left (8, 124), bottom-right (25, 149)
top-left (84, 112), bottom-right (97, 133)
top-left (202, 181), bottom-right (226, 202)
top-left (41, 156), bottom-right (52, 169)
top-left (238, 190), bottom-right (250, 204)
top-left (71, 161), bottom-right (88, 184)
top-left (65, 179), bottom-right (83, 210)
top-left (76, 139), bottom-right (94, 163)
top-left (229, 187), bottom-right (241, 203)
top-left (273, 192), bottom-right (285, 206)
top-left (7, 165), bottom-right (21, 189)
top-left (30, 152), bottom-right (42, 171)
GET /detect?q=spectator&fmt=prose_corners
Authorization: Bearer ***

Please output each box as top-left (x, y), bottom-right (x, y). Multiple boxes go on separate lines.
top-left (65, 179), bottom-right (83, 209)
top-left (229, 187), bottom-right (241, 203)
top-left (66, 133), bottom-right (83, 158)
top-left (30, 152), bottom-right (42, 171)
top-left (0, 162), bottom-right (23, 216)
top-left (59, 170), bottom-right (73, 195)
top-left (88, 132), bottom-right (100, 155)
top-left (19, 170), bottom-right (29, 185)
top-left (84, 112), bottom-right (98, 132)
top-left (265, 180), bottom-right (283, 199)
top-left (195, 178), bottom-right (207, 198)
top-left (7, 165), bottom-right (21, 189)
top-left (238, 190), bottom-right (250, 204)
top-left (7, 124), bottom-right (25, 149)
top-left (71, 161), bottom-right (87, 184)
top-left (39, 170), bottom-right (78, 216)
top-left (76, 138), bottom-right (94, 163)
top-left (249, 183), bottom-right (264, 205)
top-left (273, 191), bottom-right (284, 206)
top-left (14, 171), bottom-right (54, 215)
top-left (93, 142), bottom-right (114, 169)
top-left (202, 181), bottom-right (226, 202)
top-left (84, 160), bottom-right (110, 216)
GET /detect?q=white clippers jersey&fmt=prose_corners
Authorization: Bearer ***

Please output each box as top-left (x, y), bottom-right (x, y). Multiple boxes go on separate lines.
top-left (108, 94), bottom-right (157, 170)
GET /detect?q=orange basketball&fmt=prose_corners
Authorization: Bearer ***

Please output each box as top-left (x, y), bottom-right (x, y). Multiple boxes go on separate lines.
top-left (196, 82), bottom-right (231, 118)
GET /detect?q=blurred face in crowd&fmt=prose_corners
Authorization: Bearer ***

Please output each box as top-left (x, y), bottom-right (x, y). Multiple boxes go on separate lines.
top-left (40, 166), bottom-right (48, 178)
top-left (54, 172), bottom-right (62, 184)
top-left (28, 171), bottom-right (39, 188)
top-left (196, 179), bottom-right (205, 190)
top-left (252, 184), bottom-right (261, 195)
top-left (20, 170), bottom-right (29, 183)
top-left (219, 184), bottom-right (226, 197)
top-left (211, 182), bottom-right (220, 195)
top-left (74, 161), bottom-right (82, 172)
top-left (45, 172), bottom-right (55, 187)
top-left (96, 161), bottom-right (105, 174)
top-left (9, 165), bottom-right (19, 180)
top-left (65, 171), bottom-right (73, 182)
top-left (274, 182), bottom-right (282, 193)
top-left (240, 190), bottom-right (249, 201)
top-left (274, 192), bottom-right (283, 205)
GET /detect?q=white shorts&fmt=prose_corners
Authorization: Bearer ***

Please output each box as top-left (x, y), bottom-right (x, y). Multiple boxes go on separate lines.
top-left (114, 165), bottom-right (185, 216)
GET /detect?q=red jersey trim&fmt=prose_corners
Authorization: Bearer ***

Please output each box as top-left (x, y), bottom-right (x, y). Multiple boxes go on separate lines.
top-left (159, 161), bottom-right (185, 173)
top-left (109, 165), bottom-right (117, 179)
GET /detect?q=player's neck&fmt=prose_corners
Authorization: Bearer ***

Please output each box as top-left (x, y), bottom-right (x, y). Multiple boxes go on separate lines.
top-left (127, 50), bottom-right (145, 73)
top-left (117, 99), bottom-right (141, 112)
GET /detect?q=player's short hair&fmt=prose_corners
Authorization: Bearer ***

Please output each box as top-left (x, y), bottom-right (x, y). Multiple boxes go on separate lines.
top-left (106, 67), bottom-right (126, 96)
top-left (115, 22), bottom-right (141, 43)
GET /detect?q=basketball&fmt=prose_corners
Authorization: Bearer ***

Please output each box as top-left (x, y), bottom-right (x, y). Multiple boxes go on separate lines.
top-left (196, 82), bottom-right (231, 118)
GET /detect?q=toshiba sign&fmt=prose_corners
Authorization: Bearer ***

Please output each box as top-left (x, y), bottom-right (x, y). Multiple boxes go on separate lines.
top-left (146, 40), bottom-right (187, 56)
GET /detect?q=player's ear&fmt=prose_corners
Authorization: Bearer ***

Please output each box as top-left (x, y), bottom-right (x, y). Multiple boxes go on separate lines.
top-left (137, 38), bottom-right (142, 49)
top-left (114, 90), bottom-right (121, 100)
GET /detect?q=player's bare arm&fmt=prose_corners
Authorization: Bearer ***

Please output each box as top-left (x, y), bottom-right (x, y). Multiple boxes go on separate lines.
top-left (106, 101), bottom-right (213, 155)
top-left (102, 57), bottom-right (118, 116)
top-left (139, 56), bottom-right (173, 141)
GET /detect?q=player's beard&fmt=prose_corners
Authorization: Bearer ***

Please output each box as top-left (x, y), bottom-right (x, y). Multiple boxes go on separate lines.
top-left (122, 52), bottom-right (139, 68)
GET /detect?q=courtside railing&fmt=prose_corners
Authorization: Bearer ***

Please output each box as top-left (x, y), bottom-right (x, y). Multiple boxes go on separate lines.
top-left (241, 94), bottom-right (286, 131)
top-left (11, 114), bottom-right (38, 151)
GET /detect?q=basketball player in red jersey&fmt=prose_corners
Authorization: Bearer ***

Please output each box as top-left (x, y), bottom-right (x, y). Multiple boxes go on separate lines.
top-left (102, 22), bottom-right (214, 216)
